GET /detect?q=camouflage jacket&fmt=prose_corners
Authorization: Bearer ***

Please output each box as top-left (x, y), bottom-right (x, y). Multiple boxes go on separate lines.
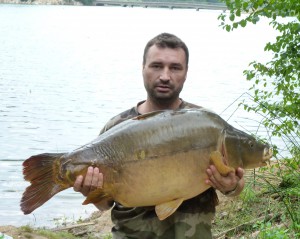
top-left (99, 100), bottom-right (218, 239)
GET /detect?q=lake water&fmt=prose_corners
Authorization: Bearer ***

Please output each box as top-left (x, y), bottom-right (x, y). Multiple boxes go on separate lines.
top-left (0, 4), bottom-right (278, 228)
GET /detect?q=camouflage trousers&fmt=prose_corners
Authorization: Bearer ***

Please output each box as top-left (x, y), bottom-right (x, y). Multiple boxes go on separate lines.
top-left (111, 205), bottom-right (214, 239)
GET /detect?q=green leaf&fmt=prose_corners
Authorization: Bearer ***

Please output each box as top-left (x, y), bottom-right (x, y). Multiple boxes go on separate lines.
top-left (240, 19), bottom-right (247, 27)
top-left (242, 2), bottom-right (248, 10)
top-left (225, 25), bottom-right (231, 32)
top-left (252, 15), bottom-right (260, 24)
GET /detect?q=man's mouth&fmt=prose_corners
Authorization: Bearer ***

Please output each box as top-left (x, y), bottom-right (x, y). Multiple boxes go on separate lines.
top-left (156, 85), bottom-right (171, 93)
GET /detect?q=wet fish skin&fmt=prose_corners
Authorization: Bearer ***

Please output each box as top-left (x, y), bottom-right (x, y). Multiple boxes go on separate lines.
top-left (21, 109), bottom-right (272, 220)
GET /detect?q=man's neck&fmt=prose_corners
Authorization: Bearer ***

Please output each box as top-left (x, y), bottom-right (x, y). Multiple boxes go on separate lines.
top-left (137, 98), bottom-right (182, 114)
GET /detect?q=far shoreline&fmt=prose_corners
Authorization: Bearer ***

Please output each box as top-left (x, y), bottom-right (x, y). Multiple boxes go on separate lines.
top-left (0, 0), bottom-right (226, 10)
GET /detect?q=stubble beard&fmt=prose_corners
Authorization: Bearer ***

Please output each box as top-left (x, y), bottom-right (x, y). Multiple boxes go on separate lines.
top-left (146, 85), bottom-right (183, 107)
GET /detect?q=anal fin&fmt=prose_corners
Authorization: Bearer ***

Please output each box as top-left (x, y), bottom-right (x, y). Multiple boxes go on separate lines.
top-left (155, 198), bottom-right (184, 221)
top-left (82, 188), bottom-right (111, 205)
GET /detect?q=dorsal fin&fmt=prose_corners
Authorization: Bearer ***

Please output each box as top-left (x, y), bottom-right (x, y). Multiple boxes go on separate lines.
top-left (132, 110), bottom-right (165, 120)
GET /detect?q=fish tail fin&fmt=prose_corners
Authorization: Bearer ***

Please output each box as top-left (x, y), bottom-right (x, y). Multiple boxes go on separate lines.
top-left (21, 153), bottom-right (67, 214)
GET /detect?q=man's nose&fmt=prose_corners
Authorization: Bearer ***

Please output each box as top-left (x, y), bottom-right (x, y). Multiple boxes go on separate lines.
top-left (160, 68), bottom-right (171, 81)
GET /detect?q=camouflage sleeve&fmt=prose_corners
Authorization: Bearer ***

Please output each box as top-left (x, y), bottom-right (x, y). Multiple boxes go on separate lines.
top-left (180, 100), bottom-right (203, 110)
top-left (99, 107), bottom-right (139, 135)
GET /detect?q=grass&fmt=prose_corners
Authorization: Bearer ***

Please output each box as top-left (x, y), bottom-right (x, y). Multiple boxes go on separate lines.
top-left (213, 160), bottom-right (300, 238)
top-left (18, 225), bottom-right (78, 239)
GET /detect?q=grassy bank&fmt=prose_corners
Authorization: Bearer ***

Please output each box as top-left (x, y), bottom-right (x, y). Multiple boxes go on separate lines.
top-left (213, 161), bottom-right (300, 238)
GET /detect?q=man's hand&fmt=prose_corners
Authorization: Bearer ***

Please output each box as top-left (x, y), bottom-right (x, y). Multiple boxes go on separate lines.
top-left (206, 165), bottom-right (245, 196)
top-left (73, 166), bottom-right (103, 196)
top-left (73, 166), bottom-right (113, 210)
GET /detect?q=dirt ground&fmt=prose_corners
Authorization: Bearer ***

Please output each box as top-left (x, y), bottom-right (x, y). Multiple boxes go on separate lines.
top-left (0, 193), bottom-right (231, 239)
top-left (0, 209), bottom-right (113, 239)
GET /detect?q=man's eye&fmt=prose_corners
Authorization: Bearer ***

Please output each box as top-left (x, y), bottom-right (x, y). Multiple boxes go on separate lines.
top-left (170, 65), bottom-right (182, 71)
top-left (151, 64), bottom-right (161, 69)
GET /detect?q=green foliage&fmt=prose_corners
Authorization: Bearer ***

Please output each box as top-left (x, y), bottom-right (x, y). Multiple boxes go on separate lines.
top-left (102, 234), bottom-right (113, 239)
top-left (36, 230), bottom-right (78, 239)
top-left (254, 221), bottom-right (290, 239)
top-left (17, 225), bottom-right (78, 239)
top-left (260, 162), bottom-right (300, 233)
top-left (240, 183), bottom-right (259, 203)
top-left (218, 0), bottom-right (300, 146)
top-left (20, 225), bottom-right (34, 233)
top-left (218, 0), bottom-right (300, 236)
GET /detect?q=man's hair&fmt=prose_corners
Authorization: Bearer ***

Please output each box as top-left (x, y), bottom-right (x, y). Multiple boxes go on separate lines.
top-left (143, 33), bottom-right (189, 66)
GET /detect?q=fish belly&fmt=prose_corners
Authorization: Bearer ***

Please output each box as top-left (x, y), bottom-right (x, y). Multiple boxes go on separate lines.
top-left (112, 149), bottom-right (212, 207)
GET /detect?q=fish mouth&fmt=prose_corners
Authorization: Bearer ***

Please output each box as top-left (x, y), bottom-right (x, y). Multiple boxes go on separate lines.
top-left (262, 147), bottom-right (273, 164)
top-left (259, 147), bottom-right (273, 167)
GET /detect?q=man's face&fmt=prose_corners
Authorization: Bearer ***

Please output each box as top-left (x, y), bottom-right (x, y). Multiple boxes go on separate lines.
top-left (142, 45), bottom-right (188, 103)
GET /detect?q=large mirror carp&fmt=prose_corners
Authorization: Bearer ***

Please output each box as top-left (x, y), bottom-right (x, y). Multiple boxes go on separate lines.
top-left (21, 108), bottom-right (272, 220)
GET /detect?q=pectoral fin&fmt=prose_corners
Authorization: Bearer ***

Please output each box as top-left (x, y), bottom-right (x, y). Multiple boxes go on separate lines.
top-left (210, 151), bottom-right (235, 176)
top-left (155, 198), bottom-right (184, 220)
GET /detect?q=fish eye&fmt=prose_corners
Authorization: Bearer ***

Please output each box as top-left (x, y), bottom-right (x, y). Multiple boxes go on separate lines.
top-left (248, 141), bottom-right (254, 148)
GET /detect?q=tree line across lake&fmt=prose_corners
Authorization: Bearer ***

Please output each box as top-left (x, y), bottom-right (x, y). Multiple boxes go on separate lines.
top-left (19, 0), bottom-right (223, 6)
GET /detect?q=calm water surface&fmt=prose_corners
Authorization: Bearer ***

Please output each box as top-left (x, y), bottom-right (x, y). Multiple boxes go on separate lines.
top-left (0, 4), bottom-right (277, 227)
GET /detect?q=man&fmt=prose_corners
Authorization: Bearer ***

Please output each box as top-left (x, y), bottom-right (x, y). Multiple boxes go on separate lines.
top-left (74, 33), bottom-right (245, 239)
